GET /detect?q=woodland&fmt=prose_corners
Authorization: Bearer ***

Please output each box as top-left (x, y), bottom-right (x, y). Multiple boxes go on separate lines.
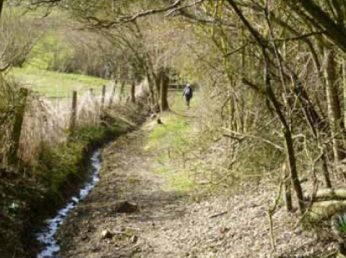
top-left (2, 0), bottom-right (346, 257)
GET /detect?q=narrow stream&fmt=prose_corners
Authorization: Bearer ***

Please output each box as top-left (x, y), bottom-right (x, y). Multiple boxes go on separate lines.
top-left (36, 149), bottom-right (102, 258)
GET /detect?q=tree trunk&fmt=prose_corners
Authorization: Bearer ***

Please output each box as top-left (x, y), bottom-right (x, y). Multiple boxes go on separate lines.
top-left (282, 163), bottom-right (293, 212)
top-left (322, 152), bottom-right (332, 188)
top-left (264, 64), bottom-right (305, 213)
top-left (284, 129), bottom-right (305, 212)
top-left (7, 88), bottom-right (29, 167)
top-left (308, 200), bottom-right (346, 222)
top-left (289, 0), bottom-right (346, 53)
top-left (343, 59), bottom-right (346, 137)
top-left (324, 48), bottom-right (344, 162)
top-left (306, 188), bottom-right (346, 201)
top-left (0, 0), bottom-right (4, 18)
top-left (159, 69), bottom-right (169, 112)
top-left (146, 73), bottom-right (157, 108)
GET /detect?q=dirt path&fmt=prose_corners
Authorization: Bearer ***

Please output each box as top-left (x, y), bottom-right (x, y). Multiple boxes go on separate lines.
top-left (57, 124), bottom-right (187, 257)
top-left (57, 120), bottom-right (336, 258)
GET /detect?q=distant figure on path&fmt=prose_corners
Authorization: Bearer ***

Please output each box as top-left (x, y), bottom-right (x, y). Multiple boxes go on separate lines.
top-left (183, 83), bottom-right (193, 108)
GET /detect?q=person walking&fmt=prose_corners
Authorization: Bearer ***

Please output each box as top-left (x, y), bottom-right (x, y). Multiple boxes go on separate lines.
top-left (183, 83), bottom-right (193, 108)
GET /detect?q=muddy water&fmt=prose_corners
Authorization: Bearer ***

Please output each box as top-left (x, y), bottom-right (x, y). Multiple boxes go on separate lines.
top-left (36, 149), bottom-right (102, 258)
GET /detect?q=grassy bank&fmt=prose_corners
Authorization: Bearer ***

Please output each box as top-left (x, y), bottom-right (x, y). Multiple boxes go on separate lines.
top-left (0, 104), bottom-right (147, 257)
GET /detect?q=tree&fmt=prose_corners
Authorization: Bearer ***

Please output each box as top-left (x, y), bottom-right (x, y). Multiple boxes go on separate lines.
top-left (0, 0), bottom-right (4, 18)
top-left (288, 0), bottom-right (346, 52)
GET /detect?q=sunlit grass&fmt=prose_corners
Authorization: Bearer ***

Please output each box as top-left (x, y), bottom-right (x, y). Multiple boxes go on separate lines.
top-left (9, 67), bottom-right (109, 98)
top-left (145, 92), bottom-right (199, 193)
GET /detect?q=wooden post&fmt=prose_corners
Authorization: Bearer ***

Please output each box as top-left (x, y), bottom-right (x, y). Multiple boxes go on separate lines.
top-left (89, 88), bottom-right (94, 97)
top-left (69, 91), bottom-right (78, 133)
top-left (130, 81), bottom-right (136, 103)
top-left (119, 81), bottom-right (125, 103)
top-left (8, 88), bottom-right (29, 166)
top-left (101, 85), bottom-right (106, 110)
top-left (109, 81), bottom-right (117, 107)
top-left (343, 59), bottom-right (346, 131)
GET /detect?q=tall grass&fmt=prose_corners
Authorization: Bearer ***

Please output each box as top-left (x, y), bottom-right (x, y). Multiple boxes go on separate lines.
top-left (17, 84), bottom-right (120, 166)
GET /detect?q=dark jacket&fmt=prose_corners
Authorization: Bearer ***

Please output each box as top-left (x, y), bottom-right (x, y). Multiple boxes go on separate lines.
top-left (183, 85), bottom-right (193, 99)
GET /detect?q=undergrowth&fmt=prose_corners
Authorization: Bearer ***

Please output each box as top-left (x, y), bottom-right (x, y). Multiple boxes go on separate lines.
top-left (0, 105), bottom-right (144, 257)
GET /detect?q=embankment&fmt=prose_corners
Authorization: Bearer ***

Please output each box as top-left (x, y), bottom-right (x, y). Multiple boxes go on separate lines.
top-left (0, 104), bottom-right (147, 258)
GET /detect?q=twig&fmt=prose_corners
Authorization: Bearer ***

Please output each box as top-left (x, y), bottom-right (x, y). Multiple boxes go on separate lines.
top-left (210, 211), bottom-right (228, 219)
top-left (222, 127), bottom-right (284, 151)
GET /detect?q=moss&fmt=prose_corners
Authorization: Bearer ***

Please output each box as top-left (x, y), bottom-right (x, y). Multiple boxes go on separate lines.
top-left (36, 140), bottom-right (85, 196)
top-left (33, 121), bottom-right (130, 209)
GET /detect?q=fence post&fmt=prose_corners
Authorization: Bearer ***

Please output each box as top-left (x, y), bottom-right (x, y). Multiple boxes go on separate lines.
top-left (101, 84), bottom-right (106, 110)
top-left (108, 81), bottom-right (117, 108)
top-left (130, 81), bottom-right (136, 103)
top-left (7, 88), bottom-right (29, 166)
top-left (119, 81), bottom-right (125, 103)
top-left (69, 90), bottom-right (78, 133)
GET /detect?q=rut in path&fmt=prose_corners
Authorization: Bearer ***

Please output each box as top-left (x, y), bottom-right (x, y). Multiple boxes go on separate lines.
top-left (56, 121), bottom-right (334, 258)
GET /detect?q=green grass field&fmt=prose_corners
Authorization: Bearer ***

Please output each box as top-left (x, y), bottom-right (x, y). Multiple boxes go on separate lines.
top-left (9, 67), bottom-right (109, 98)
top-left (7, 26), bottom-right (109, 98)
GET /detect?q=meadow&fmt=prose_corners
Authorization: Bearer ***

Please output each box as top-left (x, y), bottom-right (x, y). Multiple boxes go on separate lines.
top-left (10, 67), bottom-right (109, 98)
top-left (8, 28), bottom-right (110, 98)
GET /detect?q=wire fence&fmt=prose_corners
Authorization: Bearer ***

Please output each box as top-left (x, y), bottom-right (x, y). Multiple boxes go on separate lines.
top-left (13, 81), bottom-right (121, 165)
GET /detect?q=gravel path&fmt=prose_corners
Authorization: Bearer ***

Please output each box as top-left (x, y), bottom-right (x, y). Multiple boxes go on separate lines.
top-left (56, 122), bottom-right (337, 258)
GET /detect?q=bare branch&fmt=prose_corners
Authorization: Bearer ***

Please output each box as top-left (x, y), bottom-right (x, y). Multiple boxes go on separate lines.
top-left (29, 0), bottom-right (61, 6)
top-left (0, 63), bottom-right (11, 72)
top-left (165, 0), bottom-right (204, 16)
top-left (223, 128), bottom-right (284, 151)
top-left (122, 0), bottom-right (183, 22)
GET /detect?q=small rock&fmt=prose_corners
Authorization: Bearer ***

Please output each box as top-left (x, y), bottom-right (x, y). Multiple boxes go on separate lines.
top-left (219, 227), bottom-right (230, 234)
top-left (101, 229), bottom-right (114, 239)
top-left (115, 201), bottom-right (139, 213)
top-left (157, 118), bottom-right (163, 124)
top-left (131, 235), bottom-right (138, 243)
top-left (92, 246), bottom-right (101, 252)
top-left (81, 235), bottom-right (89, 241)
